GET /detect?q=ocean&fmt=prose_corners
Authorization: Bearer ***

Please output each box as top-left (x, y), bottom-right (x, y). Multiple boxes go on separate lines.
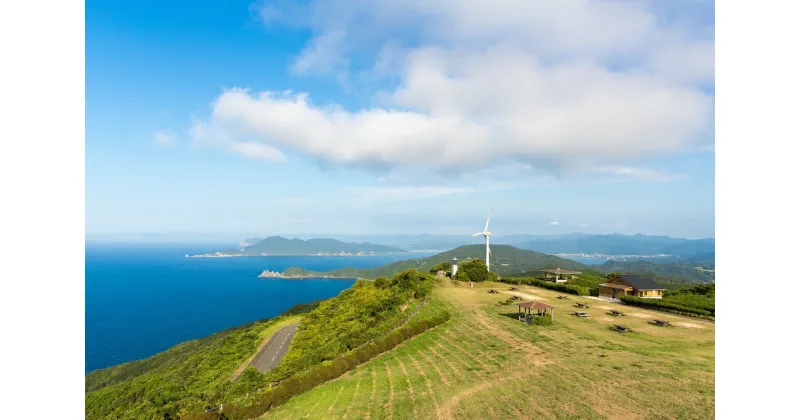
top-left (85, 244), bottom-right (435, 374)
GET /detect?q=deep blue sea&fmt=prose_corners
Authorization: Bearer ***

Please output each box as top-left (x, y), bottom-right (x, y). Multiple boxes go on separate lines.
top-left (85, 244), bottom-right (435, 374)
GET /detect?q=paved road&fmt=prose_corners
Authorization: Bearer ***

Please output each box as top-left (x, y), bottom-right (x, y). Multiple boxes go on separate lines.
top-left (250, 323), bottom-right (300, 373)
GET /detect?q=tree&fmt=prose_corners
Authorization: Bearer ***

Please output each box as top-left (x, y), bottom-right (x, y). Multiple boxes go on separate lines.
top-left (459, 258), bottom-right (490, 283)
top-left (429, 262), bottom-right (451, 275)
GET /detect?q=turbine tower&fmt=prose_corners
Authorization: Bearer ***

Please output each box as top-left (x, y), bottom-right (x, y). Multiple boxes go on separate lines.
top-left (471, 209), bottom-right (493, 272)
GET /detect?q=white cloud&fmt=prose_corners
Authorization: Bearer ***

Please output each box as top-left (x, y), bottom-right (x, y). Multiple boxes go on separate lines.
top-left (229, 141), bottom-right (285, 162)
top-left (548, 221), bottom-right (560, 226)
top-left (194, 0), bottom-right (713, 175)
top-left (153, 130), bottom-right (177, 147)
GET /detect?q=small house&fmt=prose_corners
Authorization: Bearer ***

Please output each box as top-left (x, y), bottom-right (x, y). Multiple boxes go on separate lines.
top-left (538, 268), bottom-right (582, 283)
top-left (599, 275), bottom-right (665, 300)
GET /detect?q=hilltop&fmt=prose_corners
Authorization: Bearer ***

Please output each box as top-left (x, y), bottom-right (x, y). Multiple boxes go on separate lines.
top-left (191, 236), bottom-right (406, 257)
top-left (594, 260), bottom-right (715, 284)
top-left (279, 244), bottom-right (597, 279)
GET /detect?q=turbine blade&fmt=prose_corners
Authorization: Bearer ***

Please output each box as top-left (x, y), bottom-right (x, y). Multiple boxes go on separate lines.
top-left (470, 232), bottom-right (484, 237)
top-left (484, 208), bottom-right (492, 232)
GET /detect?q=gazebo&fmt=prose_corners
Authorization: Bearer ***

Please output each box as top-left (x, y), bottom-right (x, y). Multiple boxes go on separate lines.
top-left (517, 300), bottom-right (556, 323)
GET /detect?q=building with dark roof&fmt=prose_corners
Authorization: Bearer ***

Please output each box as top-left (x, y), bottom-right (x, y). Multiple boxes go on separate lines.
top-left (598, 274), bottom-right (665, 300)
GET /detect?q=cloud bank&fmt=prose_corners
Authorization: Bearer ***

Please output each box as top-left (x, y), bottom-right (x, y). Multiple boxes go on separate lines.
top-left (192, 0), bottom-right (714, 175)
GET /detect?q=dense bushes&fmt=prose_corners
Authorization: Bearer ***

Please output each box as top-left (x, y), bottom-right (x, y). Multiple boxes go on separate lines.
top-left (267, 270), bottom-right (434, 382)
top-left (219, 312), bottom-right (451, 419)
top-left (620, 296), bottom-right (713, 318)
top-left (662, 284), bottom-right (715, 315)
top-left (530, 314), bottom-right (553, 326)
top-left (458, 258), bottom-right (490, 282)
top-left (499, 277), bottom-right (590, 296)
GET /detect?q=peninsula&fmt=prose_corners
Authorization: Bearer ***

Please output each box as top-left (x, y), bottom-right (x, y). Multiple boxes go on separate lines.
top-left (188, 236), bottom-right (406, 257)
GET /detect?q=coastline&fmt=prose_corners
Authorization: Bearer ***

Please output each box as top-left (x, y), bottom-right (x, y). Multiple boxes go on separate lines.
top-left (258, 270), bottom-right (358, 280)
top-left (186, 252), bottom-right (408, 258)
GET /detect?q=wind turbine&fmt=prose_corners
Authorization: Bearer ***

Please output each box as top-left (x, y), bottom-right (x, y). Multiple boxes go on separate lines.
top-left (471, 209), bottom-right (493, 272)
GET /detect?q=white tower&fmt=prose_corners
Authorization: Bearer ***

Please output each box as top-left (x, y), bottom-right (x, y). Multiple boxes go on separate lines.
top-left (451, 257), bottom-right (459, 278)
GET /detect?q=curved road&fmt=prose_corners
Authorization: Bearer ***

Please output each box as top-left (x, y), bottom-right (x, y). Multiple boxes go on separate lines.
top-left (250, 323), bottom-right (299, 372)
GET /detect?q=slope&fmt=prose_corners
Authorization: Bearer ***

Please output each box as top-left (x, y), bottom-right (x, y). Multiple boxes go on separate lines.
top-left (263, 281), bottom-right (714, 419)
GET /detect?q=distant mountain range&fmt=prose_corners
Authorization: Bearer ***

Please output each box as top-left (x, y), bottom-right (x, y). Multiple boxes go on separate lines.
top-left (335, 233), bottom-right (714, 257)
top-left (191, 237), bottom-right (406, 257)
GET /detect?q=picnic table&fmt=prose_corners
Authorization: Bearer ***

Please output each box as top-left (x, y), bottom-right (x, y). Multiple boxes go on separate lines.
top-left (509, 287), bottom-right (519, 291)
top-left (573, 303), bottom-right (589, 308)
top-left (510, 295), bottom-right (521, 300)
top-left (573, 311), bottom-right (589, 317)
top-left (488, 289), bottom-right (498, 294)
top-left (613, 325), bottom-right (631, 332)
top-left (557, 295), bottom-right (569, 300)
top-left (609, 310), bottom-right (625, 317)
top-left (652, 319), bottom-right (672, 327)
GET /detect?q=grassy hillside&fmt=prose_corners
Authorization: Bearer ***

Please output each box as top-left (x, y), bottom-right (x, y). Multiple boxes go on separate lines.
top-left (283, 245), bottom-right (597, 279)
top-left (84, 302), bottom-right (322, 419)
top-left (594, 260), bottom-right (715, 284)
top-left (262, 280), bottom-right (714, 419)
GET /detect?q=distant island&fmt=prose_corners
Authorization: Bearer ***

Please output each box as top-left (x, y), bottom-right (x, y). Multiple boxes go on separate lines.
top-left (188, 236), bottom-right (406, 257)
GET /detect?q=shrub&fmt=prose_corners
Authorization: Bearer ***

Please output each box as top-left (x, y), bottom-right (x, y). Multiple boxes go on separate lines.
top-left (531, 315), bottom-right (553, 326)
top-left (620, 296), bottom-right (713, 317)
top-left (498, 277), bottom-right (589, 296)
top-left (459, 258), bottom-right (490, 282)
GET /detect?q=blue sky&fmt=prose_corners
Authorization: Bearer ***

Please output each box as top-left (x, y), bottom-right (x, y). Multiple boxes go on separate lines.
top-left (86, 0), bottom-right (715, 240)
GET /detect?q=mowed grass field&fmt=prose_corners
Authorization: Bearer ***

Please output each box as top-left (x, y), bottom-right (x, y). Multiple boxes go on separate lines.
top-left (262, 280), bottom-right (715, 419)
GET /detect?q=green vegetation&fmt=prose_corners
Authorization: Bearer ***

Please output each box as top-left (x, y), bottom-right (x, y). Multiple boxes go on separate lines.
top-left (258, 280), bottom-right (714, 419)
top-left (499, 276), bottom-right (591, 296)
top-left (620, 284), bottom-right (715, 319)
top-left (620, 296), bottom-right (712, 318)
top-left (219, 312), bottom-right (451, 419)
top-left (268, 270), bottom-right (434, 382)
top-left (84, 302), bottom-right (320, 419)
top-left (429, 261), bottom-right (451, 274)
top-left (595, 260), bottom-right (715, 284)
top-left (456, 258), bottom-right (490, 282)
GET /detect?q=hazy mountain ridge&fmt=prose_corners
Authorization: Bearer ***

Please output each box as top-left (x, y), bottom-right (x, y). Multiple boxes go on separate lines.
top-left (332, 233), bottom-right (714, 257)
top-left (198, 236), bottom-right (406, 256)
